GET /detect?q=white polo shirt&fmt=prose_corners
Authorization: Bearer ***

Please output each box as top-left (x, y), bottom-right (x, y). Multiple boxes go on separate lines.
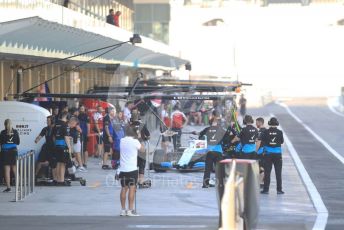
top-left (119, 136), bottom-right (141, 172)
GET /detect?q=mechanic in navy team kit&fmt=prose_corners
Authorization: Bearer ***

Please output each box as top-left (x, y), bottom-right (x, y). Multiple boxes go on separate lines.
top-left (233, 115), bottom-right (258, 159)
top-left (198, 111), bottom-right (226, 188)
top-left (261, 117), bottom-right (285, 195)
top-left (52, 112), bottom-right (73, 186)
top-left (0, 119), bottom-right (20, 192)
top-left (255, 117), bottom-right (267, 173)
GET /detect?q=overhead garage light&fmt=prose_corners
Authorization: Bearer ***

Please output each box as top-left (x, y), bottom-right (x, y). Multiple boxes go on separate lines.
top-left (130, 34), bottom-right (142, 45)
top-left (185, 62), bottom-right (192, 71)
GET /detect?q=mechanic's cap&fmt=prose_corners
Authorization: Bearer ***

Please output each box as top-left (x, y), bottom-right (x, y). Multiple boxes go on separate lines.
top-left (268, 117), bottom-right (279, 126)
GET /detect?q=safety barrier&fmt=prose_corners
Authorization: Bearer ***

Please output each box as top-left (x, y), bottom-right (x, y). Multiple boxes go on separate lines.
top-left (216, 159), bottom-right (260, 230)
top-left (15, 151), bottom-right (35, 202)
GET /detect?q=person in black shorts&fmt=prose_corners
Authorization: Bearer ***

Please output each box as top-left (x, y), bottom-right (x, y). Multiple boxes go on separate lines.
top-left (119, 125), bottom-right (144, 216)
top-left (78, 105), bottom-right (90, 168)
top-left (52, 112), bottom-right (72, 186)
top-left (35, 116), bottom-right (55, 179)
top-left (0, 119), bottom-right (20, 192)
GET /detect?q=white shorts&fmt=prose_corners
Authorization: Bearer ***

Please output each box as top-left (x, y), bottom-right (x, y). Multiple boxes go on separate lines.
top-left (73, 141), bottom-right (81, 153)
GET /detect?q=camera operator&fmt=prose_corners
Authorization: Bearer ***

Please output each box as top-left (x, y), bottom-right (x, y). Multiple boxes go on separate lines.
top-left (130, 109), bottom-right (150, 188)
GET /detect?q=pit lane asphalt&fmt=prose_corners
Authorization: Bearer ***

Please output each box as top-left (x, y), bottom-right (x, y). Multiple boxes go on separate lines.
top-left (0, 110), bottom-right (318, 230)
top-left (252, 99), bottom-right (344, 230)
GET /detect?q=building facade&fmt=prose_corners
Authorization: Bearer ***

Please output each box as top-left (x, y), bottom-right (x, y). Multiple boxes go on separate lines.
top-left (134, 0), bottom-right (170, 44)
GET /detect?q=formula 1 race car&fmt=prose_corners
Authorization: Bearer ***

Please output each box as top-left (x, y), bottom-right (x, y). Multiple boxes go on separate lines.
top-left (152, 138), bottom-right (208, 172)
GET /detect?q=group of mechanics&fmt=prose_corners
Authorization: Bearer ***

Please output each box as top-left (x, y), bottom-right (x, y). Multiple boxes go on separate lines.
top-left (198, 111), bottom-right (285, 195)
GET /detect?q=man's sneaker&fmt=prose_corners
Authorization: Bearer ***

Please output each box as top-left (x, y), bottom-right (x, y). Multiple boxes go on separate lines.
top-left (120, 209), bottom-right (127, 216)
top-left (102, 165), bottom-right (110, 170)
top-left (77, 166), bottom-right (87, 172)
top-left (127, 210), bottom-right (140, 217)
top-left (277, 190), bottom-right (285, 195)
top-left (261, 190), bottom-right (269, 194)
top-left (202, 185), bottom-right (209, 188)
top-left (3, 188), bottom-right (11, 192)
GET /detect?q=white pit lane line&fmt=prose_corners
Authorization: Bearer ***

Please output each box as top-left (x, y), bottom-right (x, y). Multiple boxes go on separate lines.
top-left (271, 107), bottom-right (330, 230)
top-left (279, 103), bottom-right (344, 165)
top-left (327, 97), bottom-right (344, 118)
top-left (127, 225), bottom-right (208, 229)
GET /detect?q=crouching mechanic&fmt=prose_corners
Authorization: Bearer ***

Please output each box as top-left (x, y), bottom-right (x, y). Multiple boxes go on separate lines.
top-left (198, 113), bottom-right (226, 188)
top-left (119, 125), bottom-right (145, 217)
top-left (35, 116), bottom-right (56, 180)
top-left (261, 117), bottom-right (284, 195)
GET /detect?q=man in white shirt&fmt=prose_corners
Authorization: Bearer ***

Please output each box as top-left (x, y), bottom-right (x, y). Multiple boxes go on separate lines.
top-left (119, 125), bottom-right (144, 217)
top-left (123, 102), bottom-right (133, 124)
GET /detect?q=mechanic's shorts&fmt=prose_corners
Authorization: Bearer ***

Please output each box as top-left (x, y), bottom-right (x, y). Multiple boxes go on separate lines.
top-left (239, 152), bottom-right (257, 160)
top-left (1, 149), bottom-right (17, 166)
top-left (82, 136), bottom-right (88, 152)
top-left (119, 170), bottom-right (138, 187)
top-left (49, 151), bottom-right (57, 169)
top-left (137, 156), bottom-right (146, 175)
top-left (38, 143), bottom-right (53, 163)
top-left (162, 135), bottom-right (171, 143)
top-left (103, 136), bottom-right (112, 153)
top-left (96, 133), bottom-right (103, 145)
top-left (55, 147), bottom-right (70, 164)
top-left (103, 143), bottom-right (113, 153)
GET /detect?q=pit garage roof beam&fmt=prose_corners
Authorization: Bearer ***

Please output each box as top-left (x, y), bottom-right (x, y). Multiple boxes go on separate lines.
top-left (0, 17), bottom-right (189, 71)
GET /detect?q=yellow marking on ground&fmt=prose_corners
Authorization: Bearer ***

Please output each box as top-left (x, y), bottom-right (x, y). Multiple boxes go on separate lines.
top-left (88, 181), bottom-right (101, 188)
top-left (186, 182), bottom-right (194, 189)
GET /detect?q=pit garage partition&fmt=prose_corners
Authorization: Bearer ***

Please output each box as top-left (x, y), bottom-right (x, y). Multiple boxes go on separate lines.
top-left (216, 159), bottom-right (260, 230)
top-left (15, 150), bottom-right (35, 202)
